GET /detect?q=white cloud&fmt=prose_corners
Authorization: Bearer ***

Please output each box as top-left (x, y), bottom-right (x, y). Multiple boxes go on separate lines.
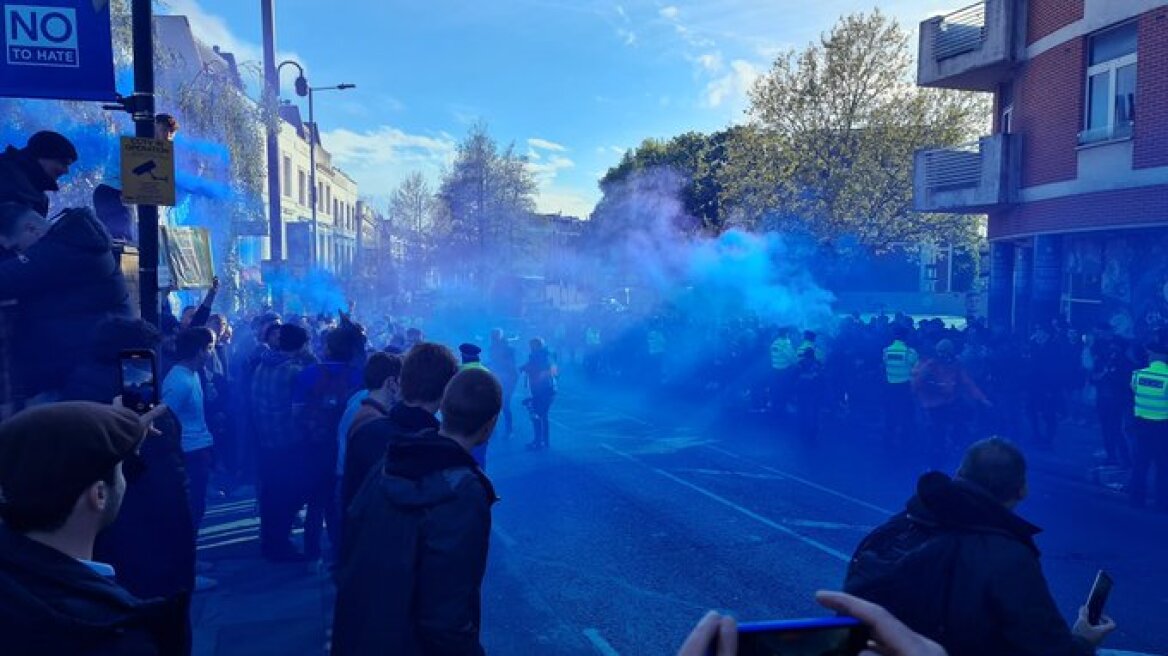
top-left (703, 59), bottom-right (762, 109)
top-left (617, 27), bottom-right (637, 46)
top-left (163, 0), bottom-right (304, 91)
top-left (659, 5), bottom-right (680, 20)
top-left (529, 154), bottom-right (575, 181)
top-left (320, 125), bottom-right (457, 198)
top-left (695, 51), bottom-right (724, 72)
top-left (536, 186), bottom-right (597, 219)
top-left (527, 138), bottom-right (568, 152)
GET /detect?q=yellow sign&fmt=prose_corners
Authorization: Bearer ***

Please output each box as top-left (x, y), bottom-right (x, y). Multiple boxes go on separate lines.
top-left (120, 136), bottom-right (176, 206)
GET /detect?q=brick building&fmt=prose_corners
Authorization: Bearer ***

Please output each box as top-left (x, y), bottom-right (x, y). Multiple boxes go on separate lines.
top-left (914, 0), bottom-right (1168, 337)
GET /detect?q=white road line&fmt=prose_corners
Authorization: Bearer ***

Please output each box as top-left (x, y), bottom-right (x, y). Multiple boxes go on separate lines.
top-left (705, 444), bottom-right (893, 516)
top-left (582, 628), bottom-right (622, 656)
top-left (601, 444), bottom-right (851, 563)
top-left (492, 525), bottom-right (519, 548)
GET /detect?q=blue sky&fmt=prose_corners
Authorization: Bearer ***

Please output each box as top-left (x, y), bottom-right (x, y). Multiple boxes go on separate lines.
top-left (166, 0), bottom-right (956, 217)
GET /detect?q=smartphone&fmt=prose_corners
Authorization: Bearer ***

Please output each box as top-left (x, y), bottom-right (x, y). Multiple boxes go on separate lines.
top-left (118, 349), bottom-right (159, 414)
top-left (714, 616), bottom-right (871, 656)
top-left (1086, 570), bottom-right (1113, 626)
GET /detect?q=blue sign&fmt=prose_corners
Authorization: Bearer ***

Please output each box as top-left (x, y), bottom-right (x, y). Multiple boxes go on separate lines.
top-left (0, 0), bottom-right (115, 101)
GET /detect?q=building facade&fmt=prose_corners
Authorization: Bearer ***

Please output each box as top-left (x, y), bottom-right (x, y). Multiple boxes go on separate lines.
top-left (914, 0), bottom-right (1168, 337)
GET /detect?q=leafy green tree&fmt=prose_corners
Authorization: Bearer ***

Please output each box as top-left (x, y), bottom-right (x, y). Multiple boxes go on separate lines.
top-left (435, 122), bottom-right (537, 284)
top-left (719, 10), bottom-right (989, 250)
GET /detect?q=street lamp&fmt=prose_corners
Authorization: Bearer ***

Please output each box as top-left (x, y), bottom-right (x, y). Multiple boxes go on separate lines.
top-left (277, 60), bottom-right (356, 267)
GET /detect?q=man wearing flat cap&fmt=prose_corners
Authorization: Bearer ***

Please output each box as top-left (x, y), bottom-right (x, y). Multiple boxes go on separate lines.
top-left (0, 402), bottom-right (170, 654)
top-left (0, 130), bottom-right (78, 218)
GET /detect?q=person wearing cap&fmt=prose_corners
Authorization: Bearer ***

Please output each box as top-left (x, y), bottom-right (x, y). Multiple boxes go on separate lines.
top-left (883, 323), bottom-right (920, 448)
top-left (0, 130), bottom-right (78, 218)
top-left (1129, 341), bottom-right (1168, 511)
top-left (912, 339), bottom-right (990, 462)
top-left (459, 343), bottom-right (490, 467)
top-left (0, 402), bottom-right (171, 653)
top-left (0, 201), bottom-right (134, 402)
top-left (460, 342), bottom-right (487, 371)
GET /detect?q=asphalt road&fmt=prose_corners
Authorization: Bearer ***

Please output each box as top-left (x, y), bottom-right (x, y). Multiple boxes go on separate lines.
top-left (478, 381), bottom-right (1168, 656)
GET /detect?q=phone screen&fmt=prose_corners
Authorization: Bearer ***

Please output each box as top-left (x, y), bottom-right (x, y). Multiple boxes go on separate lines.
top-left (119, 351), bottom-right (158, 413)
top-left (735, 617), bottom-right (870, 656)
top-left (1087, 570), bottom-right (1113, 626)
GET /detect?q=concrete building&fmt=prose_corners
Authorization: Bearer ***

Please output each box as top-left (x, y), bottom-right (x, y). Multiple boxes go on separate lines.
top-left (914, 0), bottom-right (1168, 337)
top-left (274, 104), bottom-right (360, 276)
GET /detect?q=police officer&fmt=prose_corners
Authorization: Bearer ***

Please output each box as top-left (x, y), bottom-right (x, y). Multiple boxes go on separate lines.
top-left (1130, 341), bottom-right (1168, 511)
top-left (459, 342), bottom-right (491, 467)
top-left (882, 325), bottom-right (919, 447)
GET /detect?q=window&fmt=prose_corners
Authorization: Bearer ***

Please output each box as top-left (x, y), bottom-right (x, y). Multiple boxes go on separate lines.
top-left (281, 156), bottom-right (292, 196)
top-left (297, 170), bottom-right (306, 206)
top-left (1082, 22), bottom-right (1137, 144)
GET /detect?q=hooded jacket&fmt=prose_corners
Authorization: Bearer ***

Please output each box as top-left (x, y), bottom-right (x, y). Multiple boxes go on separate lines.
top-left (341, 402), bottom-right (440, 516)
top-left (0, 145), bottom-right (56, 217)
top-left (0, 208), bottom-right (133, 396)
top-left (332, 430), bottom-right (498, 656)
top-left (0, 526), bottom-right (170, 656)
top-left (846, 472), bottom-right (1092, 656)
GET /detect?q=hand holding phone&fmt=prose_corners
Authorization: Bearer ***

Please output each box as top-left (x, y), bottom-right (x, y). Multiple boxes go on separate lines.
top-left (1086, 570), bottom-right (1113, 626)
top-left (117, 349), bottom-right (159, 414)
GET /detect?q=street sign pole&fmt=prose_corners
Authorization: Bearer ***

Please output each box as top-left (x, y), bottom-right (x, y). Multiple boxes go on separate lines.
top-left (131, 0), bottom-right (158, 326)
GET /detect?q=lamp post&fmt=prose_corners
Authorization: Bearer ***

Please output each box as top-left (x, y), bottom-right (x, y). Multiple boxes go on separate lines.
top-left (276, 60), bottom-right (355, 268)
top-left (307, 83), bottom-right (356, 268)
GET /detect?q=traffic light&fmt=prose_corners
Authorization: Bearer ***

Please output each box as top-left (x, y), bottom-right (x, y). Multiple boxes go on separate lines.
top-left (294, 75), bottom-right (308, 97)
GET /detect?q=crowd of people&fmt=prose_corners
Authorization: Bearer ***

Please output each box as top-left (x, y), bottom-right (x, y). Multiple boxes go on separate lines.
top-left (0, 129), bottom-right (1156, 655)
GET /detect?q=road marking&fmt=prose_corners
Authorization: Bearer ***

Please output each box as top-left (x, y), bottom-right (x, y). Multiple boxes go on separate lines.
top-left (602, 444), bottom-right (851, 563)
top-left (493, 525), bottom-right (519, 548)
top-left (671, 467), bottom-right (786, 481)
top-left (583, 628), bottom-right (622, 656)
top-left (705, 445), bottom-right (893, 516)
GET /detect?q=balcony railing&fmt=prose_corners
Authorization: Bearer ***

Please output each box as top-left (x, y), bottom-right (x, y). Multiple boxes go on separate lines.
top-left (935, 2), bottom-right (988, 60)
top-left (918, 0), bottom-right (1013, 91)
top-left (914, 135), bottom-right (1010, 212)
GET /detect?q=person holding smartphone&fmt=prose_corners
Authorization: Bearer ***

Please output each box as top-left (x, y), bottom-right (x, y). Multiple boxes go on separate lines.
top-left (677, 591), bottom-right (948, 656)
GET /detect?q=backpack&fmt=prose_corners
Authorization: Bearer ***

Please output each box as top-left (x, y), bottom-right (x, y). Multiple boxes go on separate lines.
top-left (843, 512), bottom-right (963, 642)
top-left (301, 364), bottom-right (354, 446)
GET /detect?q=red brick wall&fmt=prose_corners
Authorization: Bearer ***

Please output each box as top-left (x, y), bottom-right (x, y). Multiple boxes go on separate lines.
top-left (1134, 9), bottom-right (1168, 169)
top-left (1028, 0), bottom-right (1085, 45)
top-left (989, 185), bottom-right (1168, 239)
top-left (1016, 40), bottom-right (1084, 187)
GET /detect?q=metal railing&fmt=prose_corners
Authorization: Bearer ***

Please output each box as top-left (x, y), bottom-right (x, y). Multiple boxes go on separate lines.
top-left (923, 140), bottom-right (983, 190)
top-left (935, 1), bottom-right (989, 60)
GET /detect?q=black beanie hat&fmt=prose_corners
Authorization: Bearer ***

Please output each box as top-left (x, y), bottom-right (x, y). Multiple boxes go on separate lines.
top-left (24, 131), bottom-right (78, 163)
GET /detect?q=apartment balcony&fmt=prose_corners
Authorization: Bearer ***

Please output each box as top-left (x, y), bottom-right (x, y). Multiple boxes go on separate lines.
top-left (918, 0), bottom-right (1015, 91)
top-left (914, 135), bottom-right (1011, 213)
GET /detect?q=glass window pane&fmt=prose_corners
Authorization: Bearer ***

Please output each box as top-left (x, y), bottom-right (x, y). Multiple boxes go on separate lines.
top-left (1087, 71), bottom-right (1111, 130)
top-left (1115, 63), bottom-right (1136, 124)
top-left (1090, 22), bottom-right (1137, 65)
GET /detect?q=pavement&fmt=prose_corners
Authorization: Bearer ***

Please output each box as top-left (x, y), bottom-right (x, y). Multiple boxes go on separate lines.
top-left (191, 377), bottom-right (1168, 655)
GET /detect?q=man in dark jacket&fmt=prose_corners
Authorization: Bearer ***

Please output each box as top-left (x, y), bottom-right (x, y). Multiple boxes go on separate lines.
top-left (845, 437), bottom-right (1116, 656)
top-left (251, 324), bottom-right (316, 561)
top-left (0, 203), bottom-right (134, 400)
top-left (0, 130), bottom-right (77, 217)
top-left (333, 368), bottom-right (502, 656)
top-left (341, 342), bottom-right (459, 516)
top-left (61, 317), bottom-right (197, 655)
top-left (0, 402), bottom-right (171, 655)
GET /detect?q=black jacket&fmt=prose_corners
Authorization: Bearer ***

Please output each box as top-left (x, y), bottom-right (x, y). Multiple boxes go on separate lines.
top-left (0, 145), bottom-right (56, 217)
top-left (846, 472), bottom-right (1092, 656)
top-left (332, 431), bottom-right (498, 656)
top-left (0, 208), bottom-right (133, 396)
top-left (0, 526), bottom-right (172, 656)
top-left (341, 402), bottom-right (440, 515)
